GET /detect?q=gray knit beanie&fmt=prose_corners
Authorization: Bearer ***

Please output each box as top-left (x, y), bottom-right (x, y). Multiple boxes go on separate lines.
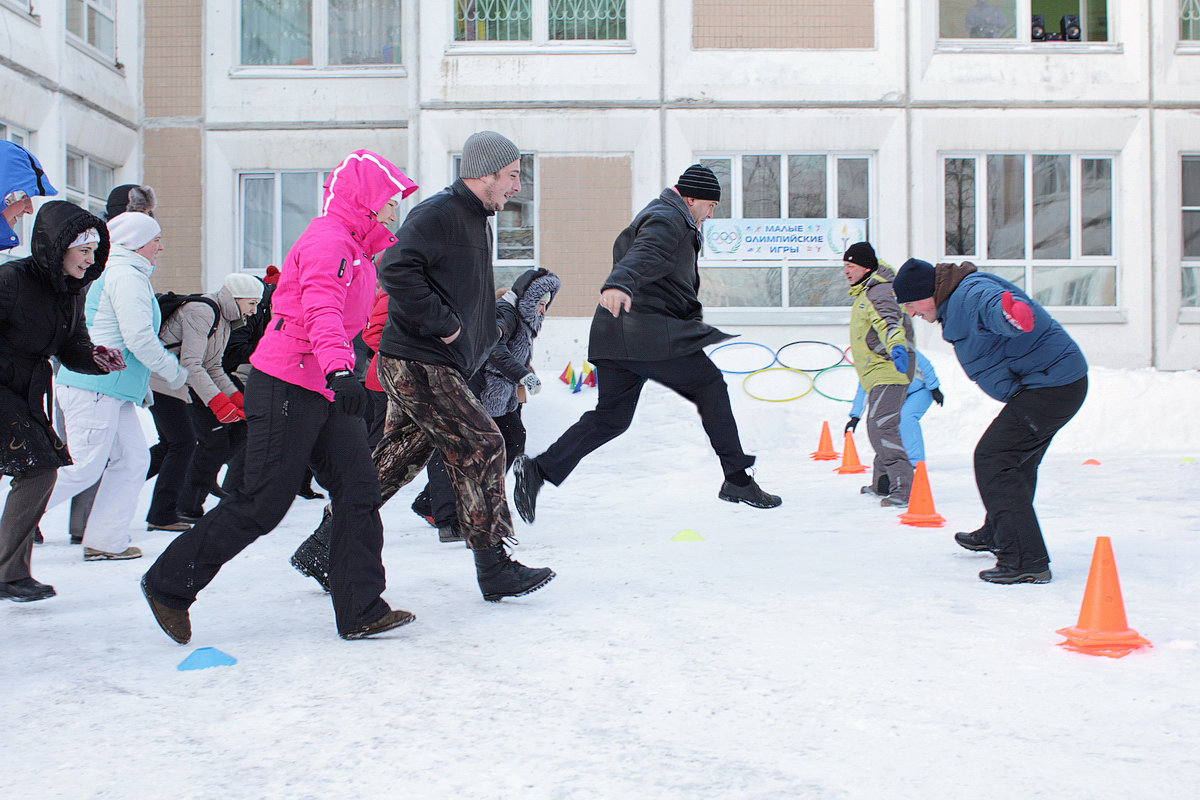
top-left (460, 131), bottom-right (520, 179)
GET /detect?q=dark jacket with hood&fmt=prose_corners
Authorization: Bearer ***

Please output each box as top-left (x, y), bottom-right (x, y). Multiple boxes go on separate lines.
top-left (377, 179), bottom-right (498, 377)
top-left (589, 188), bottom-right (732, 361)
top-left (0, 201), bottom-right (108, 473)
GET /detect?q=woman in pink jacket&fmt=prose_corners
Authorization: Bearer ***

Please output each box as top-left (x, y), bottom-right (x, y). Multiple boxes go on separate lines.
top-left (142, 151), bottom-right (418, 642)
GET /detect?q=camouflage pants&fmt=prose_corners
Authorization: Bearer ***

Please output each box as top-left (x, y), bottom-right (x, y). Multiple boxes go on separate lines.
top-left (374, 356), bottom-right (512, 550)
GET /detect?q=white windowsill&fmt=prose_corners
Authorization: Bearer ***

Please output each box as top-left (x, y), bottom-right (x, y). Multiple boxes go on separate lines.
top-left (935, 40), bottom-right (1123, 55)
top-left (0, 0), bottom-right (37, 24)
top-left (1175, 43), bottom-right (1200, 55)
top-left (445, 42), bottom-right (635, 56)
top-left (229, 65), bottom-right (408, 79)
top-left (1044, 308), bottom-right (1125, 324)
top-left (1178, 308), bottom-right (1200, 323)
top-left (704, 308), bottom-right (852, 326)
top-left (67, 35), bottom-right (124, 74)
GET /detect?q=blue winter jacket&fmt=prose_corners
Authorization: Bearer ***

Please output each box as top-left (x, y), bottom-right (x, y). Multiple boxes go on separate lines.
top-left (1, 142), bottom-right (57, 251)
top-left (850, 351), bottom-right (939, 418)
top-left (937, 272), bottom-right (1087, 402)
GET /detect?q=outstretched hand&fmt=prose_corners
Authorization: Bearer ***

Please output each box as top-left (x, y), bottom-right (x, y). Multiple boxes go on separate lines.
top-left (599, 288), bottom-right (632, 318)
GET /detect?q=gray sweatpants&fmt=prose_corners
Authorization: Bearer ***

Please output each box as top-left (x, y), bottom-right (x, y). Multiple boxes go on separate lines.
top-left (0, 467), bottom-right (58, 582)
top-left (866, 383), bottom-right (913, 500)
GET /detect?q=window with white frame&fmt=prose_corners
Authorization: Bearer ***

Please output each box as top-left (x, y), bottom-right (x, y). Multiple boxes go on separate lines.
top-left (939, 1), bottom-right (1108, 42)
top-left (1184, 0), bottom-right (1200, 41)
top-left (64, 149), bottom-right (115, 218)
top-left (238, 170), bottom-right (331, 273)
top-left (1181, 157), bottom-right (1200, 306)
top-left (454, 0), bottom-right (626, 42)
top-left (695, 154), bottom-right (872, 310)
top-left (241, 0), bottom-right (402, 66)
top-left (452, 153), bottom-right (537, 288)
top-left (942, 153), bottom-right (1115, 306)
top-left (66, 0), bottom-right (116, 58)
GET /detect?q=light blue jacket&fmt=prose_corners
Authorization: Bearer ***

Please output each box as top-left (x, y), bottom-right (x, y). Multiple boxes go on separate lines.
top-left (56, 245), bottom-right (186, 404)
top-left (851, 351), bottom-right (940, 418)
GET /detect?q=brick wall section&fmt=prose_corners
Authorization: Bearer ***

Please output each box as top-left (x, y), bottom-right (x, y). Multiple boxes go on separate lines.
top-left (144, 0), bottom-right (202, 117)
top-left (144, 128), bottom-right (203, 292)
top-left (538, 156), bottom-right (632, 317)
top-left (693, 0), bottom-right (875, 49)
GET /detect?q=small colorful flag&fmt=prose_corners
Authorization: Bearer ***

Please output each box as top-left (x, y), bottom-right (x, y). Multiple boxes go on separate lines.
top-left (559, 362), bottom-right (574, 385)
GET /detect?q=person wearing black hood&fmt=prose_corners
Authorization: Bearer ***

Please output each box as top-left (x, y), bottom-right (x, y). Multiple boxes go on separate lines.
top-left (0, 201), bottom-right (126, 601)
top-left (511, 164), bottom-right (781, 525)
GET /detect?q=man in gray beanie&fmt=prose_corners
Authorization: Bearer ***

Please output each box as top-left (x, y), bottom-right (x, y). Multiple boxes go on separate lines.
top-left (512, 164), bottom-right (782, 524)
top-left (292, 130), bottom-right (557, 604)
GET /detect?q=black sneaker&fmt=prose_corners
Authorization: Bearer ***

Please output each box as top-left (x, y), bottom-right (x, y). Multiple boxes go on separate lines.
top-left (141, 575), bottom-right (191, 644)
top-left (438, 524), bottom-right (465, 543)
top-left (718, 478), bottom-right (782, 509)
top-left (411, 490), bottom-right (435, 526)
top-left (340, 608), bottom-right (416, 640)
top-left (954, 529), bottom-right (996, 553)
top-left (0, 577), bottom-right (56, 602)
top-left (512, 455), bottom-right (544, 524)
top-left (474, 543), bottom-right (555, 602)
top-left (297, 486), bottom-right (325, 500)
top-left (979, 565), bottom-right (1052, 584)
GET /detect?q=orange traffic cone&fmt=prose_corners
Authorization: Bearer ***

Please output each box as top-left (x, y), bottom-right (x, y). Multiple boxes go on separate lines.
top-left (809, 421), bottom-right (839, 461)
top-left (835, 431), bottom-right (868, 474)
top-left (898, 461), bottom-right (945, 527)
top-left (1057, 537), bottom-right (1151, 658)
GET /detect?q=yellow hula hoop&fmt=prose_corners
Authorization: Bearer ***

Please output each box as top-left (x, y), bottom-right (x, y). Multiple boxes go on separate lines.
top-left (741, 367), bottom-right (815, 403)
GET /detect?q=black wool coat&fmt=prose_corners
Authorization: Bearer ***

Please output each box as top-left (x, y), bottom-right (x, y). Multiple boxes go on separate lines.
top-left (0, 201), bottom-right (108, 474)
top-left (589, 188), bottom-right (732, 362)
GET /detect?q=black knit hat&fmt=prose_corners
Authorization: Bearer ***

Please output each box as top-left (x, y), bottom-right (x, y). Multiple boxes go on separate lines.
top-left (843, 241), bottom-right (878, 270)
top-left (675, 164), bottom-right (722, 202)
top-left (893, 258), bottom-right (937, 303)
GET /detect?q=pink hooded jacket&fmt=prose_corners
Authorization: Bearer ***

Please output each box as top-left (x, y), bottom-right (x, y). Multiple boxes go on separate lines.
top-left (250, 151), bottom-right (417, 400)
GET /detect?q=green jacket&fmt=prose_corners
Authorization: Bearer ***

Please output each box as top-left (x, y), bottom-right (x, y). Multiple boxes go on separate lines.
top-left (848, 264), bottom-right (914, 391)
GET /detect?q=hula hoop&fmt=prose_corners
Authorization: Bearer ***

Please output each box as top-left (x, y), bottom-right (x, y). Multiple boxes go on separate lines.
top-left (775, 340), bottom-right (848, 372)
top-left (842, 345), bottom-right (854, 366)
top-left (708, 341), bottom-right (777, 374)
top-left (742, 367), bottom-right (814, 403)
top-left (812, 364), bottom-right (858, 403)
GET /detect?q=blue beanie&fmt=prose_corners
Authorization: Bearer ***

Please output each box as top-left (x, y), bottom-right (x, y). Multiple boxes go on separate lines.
top-left (893, 258), bottom-right (936, 303)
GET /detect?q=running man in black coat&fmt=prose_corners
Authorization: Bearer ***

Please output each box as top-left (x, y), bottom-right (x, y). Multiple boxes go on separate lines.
top-left (512, 164), bottom-right (782, 524)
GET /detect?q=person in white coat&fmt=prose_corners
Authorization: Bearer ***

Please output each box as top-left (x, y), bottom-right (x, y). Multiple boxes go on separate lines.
top-left (46, 212), bottom-right (187, 560)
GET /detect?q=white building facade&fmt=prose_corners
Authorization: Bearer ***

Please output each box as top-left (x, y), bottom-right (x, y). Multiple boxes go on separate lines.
top-left (4, 1), bottom-right (1200, 368)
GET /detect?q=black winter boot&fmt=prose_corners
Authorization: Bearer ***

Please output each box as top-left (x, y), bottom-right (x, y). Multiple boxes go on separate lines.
top-left (473, 543), bottom-right (555, 602)
top-left (718, 478), bottom-right (782, 509)
top-left (411, 490), bottom-right (435, 527)
top-left (290, 507), bottom-right (333, 592)
top-left (954, 528), bottom-right (996, 553)
top-left (512, 455), bottom-right (544, 524)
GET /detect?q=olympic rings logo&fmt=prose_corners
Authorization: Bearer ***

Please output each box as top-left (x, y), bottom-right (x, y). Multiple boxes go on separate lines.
top-left (706, 341), bottom-right (859, 403)
top-left (705, 225), bottom-right (742, 254)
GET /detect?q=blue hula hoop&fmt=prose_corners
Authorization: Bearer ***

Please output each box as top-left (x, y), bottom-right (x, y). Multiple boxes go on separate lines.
top-left (707, 341), bottom-right (778, 374)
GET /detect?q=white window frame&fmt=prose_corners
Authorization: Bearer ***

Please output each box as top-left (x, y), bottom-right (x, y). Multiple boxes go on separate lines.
top-left (1181, 155), bottom-right (1200, 308)
top-left (936, 0), bottom-right (1113, 48)
top-left (450, 0), bottom-right (631, 52)
top-left (0, 0), bottom-right (36, 19)
top-left (64, 148), bottom-right (115, 218)
top-left (236, 169), bottom-right (333, 274)
top-left (65, 0), bottom-right (117, 60)
top-left (237, 0), bottom-right (404, 71)
top-left (696, 152), bottom-right (875, 312)
top-left (940, 151), bottom-right (1118, 308)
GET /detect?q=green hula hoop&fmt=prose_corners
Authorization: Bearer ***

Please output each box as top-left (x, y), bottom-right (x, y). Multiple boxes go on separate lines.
top-left (742, 367), bottom-right (815, 403)
top-left (812, 364), bottom-right (857, 403)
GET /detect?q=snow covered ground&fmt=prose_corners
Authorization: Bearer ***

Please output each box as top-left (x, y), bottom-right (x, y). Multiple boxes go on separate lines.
top-left (4, 318), bottom-right (1199, 799)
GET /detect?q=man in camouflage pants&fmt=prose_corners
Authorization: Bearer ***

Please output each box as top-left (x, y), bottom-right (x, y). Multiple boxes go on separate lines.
top-left (290, 131), bottom-right (555, 602)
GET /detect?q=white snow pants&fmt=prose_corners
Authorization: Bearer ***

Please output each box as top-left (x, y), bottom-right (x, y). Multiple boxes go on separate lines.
top-left (47, 386), bottom-right (150, 553)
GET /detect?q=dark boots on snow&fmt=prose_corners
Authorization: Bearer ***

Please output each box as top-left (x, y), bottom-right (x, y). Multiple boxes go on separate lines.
top-left (512, 454), bottom-right (544, 524)
top-left (979, 565), bottom-right (1052, 584)
top-left (291, 507), bottom-right (332, 592)
top-left (718, 477), bottom-right (782, 509)
top-left (954, 528), bottom-right (996, 553)
top-left (339, 608), bottom-right (415, 640)
top-left (473, 543), bottom-right (555, 602)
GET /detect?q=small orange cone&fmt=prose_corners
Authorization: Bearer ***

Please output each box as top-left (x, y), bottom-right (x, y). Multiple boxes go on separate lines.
top-left (1057, 537), bottom-right (1151, 658)
top-left (835, 431), bottom-right (868, 474)
top-left (1082, 458), bottom-right (1101, 466)
top-left (809, 421), bottom-right (839, 461)
top-left (898, 461), bottom-right (946, 527)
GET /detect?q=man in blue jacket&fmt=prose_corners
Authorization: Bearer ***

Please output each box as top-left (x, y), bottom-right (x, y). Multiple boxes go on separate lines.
top-left (1, 141), bottom-right (56, 252)
top-left (893, 259), bottom-right (1088, 584)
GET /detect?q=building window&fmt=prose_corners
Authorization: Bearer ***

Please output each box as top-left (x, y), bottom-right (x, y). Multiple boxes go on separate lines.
top-left (696, 154), bottom-right (872, 310)
top-left (942, 153), bottom-right (1115, 307)
top-left (1184, 0), bottom-right (1200, 41)
top-left (241, 0), bottom-right (401, 67)
top-left (454, 0), bottom-right (626, 43)
top-left (238, 170), bottom-right (330, 273)
top-left (939, 1), bottom-right (1108, 42)
top-left (66, 0), bottom-right (116, 58)
top-left (1, 124), bottom-right (31, 261)
top-left (1182, 157), bottom-right (1200, 306)
top-left (65, 150), bottom-right (115, 218)
top-left (451, 154), bottom-right (538, 287)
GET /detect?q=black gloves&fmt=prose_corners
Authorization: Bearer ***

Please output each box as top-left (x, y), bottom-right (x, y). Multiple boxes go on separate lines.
top-left (327, 370), bottom-right (368, 417)
top-left (931, 388), bottom-right (945, 406)
top-left (845, 416), bottom-right (860, 434)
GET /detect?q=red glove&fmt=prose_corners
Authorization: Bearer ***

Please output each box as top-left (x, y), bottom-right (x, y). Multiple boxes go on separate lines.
top-left (92, 345), bottom-right (126, 373)
top-left (229, 391), bottom-right (245, 410)
top-left (207, 394), bottom-right (245, 424)
top-left (1001, 291), bottom-right (1034, 333)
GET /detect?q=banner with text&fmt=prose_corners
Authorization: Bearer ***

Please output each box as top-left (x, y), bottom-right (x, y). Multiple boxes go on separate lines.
top-left (702, 218), bottom-right (868, 261)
